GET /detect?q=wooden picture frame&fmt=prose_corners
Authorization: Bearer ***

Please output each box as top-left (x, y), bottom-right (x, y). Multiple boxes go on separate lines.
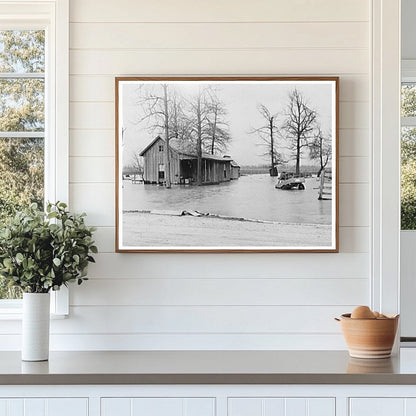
top-left (115, 77), bottom-right (339, 253)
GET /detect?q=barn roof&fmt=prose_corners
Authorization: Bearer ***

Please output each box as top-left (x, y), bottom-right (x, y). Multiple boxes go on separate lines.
top-left (139, 136), bottom-right (164, 156)
top-left (200, 153), bottom-right (232, 162)
top-left (139, 136), bottom-right (236, 163)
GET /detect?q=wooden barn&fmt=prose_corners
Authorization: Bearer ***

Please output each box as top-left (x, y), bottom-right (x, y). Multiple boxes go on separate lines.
top-left (139, 136), bottom-right (239, 185)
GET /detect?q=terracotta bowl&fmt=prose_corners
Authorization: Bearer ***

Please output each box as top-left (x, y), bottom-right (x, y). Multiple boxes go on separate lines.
top-left (337, 313), bottom-right (399, 359)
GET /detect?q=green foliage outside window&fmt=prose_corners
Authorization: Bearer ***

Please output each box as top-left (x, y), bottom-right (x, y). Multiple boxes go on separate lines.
top-left (401, 85), bottom-right (416, 230)
top-left (402, 84), bottom-right (416, 118)
top-left (0, 30), bottom-right (45, 298)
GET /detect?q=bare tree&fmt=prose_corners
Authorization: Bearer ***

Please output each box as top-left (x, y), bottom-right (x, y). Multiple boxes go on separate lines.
top-left (282, 89), bottom-right (317, 175)
top-left (250, 104), bottom-right (285, 176)
top-left (122, 150), bottom-right (143, 181)
top-left (162, 84), bottom-right (171, 187)
top-left (138, 84), bottom-right (231, 186)
top-left (169, 91), bottom-right (194, 152)
top-left (310, 127), bottom-right (332, 177)
top-left (186, 86), bottom-right (214, 185)
top-left (136, 84), bottom-right (186, 188)
top-left (205, 92), bottom-right (231, 155)
top-left (130, 149), bottom-right (143, 173)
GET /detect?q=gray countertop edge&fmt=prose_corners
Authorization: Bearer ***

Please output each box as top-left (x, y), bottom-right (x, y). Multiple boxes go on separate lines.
top-left (2, 373), bottom-right (416, 385)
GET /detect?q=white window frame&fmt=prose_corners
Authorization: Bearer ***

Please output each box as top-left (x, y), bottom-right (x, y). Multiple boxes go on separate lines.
top-left (399, 60), bottom-right (416, 341)
top-left (0, 0), bottom-right (69, 317)
top-left (371, 0), bottom-right (401, 323)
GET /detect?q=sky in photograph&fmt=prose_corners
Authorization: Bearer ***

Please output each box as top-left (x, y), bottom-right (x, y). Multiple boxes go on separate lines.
top-left (120, 80), bottom-right (334, 167)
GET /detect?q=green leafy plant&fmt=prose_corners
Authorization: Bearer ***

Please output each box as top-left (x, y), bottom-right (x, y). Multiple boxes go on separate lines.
top-left (0, 202), bottom-right (97, 293)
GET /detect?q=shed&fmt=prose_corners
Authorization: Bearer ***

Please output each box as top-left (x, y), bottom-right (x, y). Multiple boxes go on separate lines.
top-left (139, 136), bottom-right (239, 185)
top-left (230, 160), bottom-right (241, 180)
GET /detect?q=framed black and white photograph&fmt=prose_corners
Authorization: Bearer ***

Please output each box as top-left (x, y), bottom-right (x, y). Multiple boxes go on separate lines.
top-left (115, 77), bottom-right (339, 252)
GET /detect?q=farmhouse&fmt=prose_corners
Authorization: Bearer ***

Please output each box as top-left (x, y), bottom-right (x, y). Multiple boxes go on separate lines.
top-left (139, 136), bottom-right (240, 185)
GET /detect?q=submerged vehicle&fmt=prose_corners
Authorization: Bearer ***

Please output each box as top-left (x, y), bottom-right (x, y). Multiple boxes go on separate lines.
top-left (275, 172), bottom-right (305, 190)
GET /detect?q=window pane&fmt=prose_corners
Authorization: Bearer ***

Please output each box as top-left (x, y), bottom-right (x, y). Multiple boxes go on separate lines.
top-left (0, 30), bottom-right (45, 73)
top-left (0, 137), bottom-right (44, 299)
top-left (0, 137), bottom-right (44, 216)
top-left (401, 127), bottom-right (416, 230)
top-left (402, 83), bottom-right (416, 117)
top-left (0, 78), bottom-right (44, 131)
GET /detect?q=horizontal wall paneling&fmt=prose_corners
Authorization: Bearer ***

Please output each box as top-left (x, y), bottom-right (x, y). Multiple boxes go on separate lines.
top-left (61, 0), bottom-right (372, 350)
top-left (70, 278), bottom-right (369, 306)
top-left (69, 0), bottom-right (369, 23)
top-left (85, 252), bottom-right (369, 279)
top-left (70, 22), bottom-right (368, 50)
top-left (70, 49), bottom-right (369, 76)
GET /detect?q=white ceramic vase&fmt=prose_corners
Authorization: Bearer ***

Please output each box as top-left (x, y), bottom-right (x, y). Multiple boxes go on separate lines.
top-left (22, 293), bottom-right (50, 361)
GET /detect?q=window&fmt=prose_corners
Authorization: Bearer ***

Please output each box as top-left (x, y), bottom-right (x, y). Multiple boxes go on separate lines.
top-left (159, 144), bottom-right (164, 152)
top-left (0, 30), bottom-right (45, 300)
top-left (0, 0), bottom-right (69, 314)
top-left (401, 81), bottom-right (416, 229)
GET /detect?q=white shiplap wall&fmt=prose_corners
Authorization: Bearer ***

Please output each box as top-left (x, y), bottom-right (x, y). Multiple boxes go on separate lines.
top-left (59, 0), bottom-right (371, 350)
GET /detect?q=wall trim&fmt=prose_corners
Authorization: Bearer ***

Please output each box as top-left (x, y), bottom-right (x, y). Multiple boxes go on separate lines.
top-left (371, 0), bottom-right (401, 315)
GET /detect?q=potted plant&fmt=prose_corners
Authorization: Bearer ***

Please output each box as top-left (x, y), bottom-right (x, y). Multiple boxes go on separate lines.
top-left (0, 202), bottom-right (97, 361)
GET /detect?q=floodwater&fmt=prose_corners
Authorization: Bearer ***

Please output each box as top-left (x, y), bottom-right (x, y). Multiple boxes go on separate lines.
top-left (122, 174), bottom-right (332, 225)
